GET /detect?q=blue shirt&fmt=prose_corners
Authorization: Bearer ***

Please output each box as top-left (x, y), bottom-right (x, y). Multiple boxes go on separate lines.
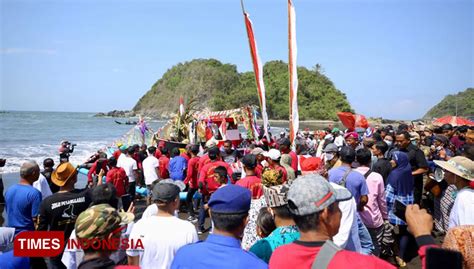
top-left (171, 234), bottom-right (268, 269)
top-left (5, 184), bottom-right (42, 234)
top-left (169, 156), bottom-right (187, 181)
top-left (0, 250), bottom-right (29, 269)
top-left (328, 166), bottom-right (369, 204)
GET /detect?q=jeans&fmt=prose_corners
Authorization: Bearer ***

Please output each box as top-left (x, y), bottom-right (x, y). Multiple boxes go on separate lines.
top-left (357, 215), bottom-right (374, 255)
top-left (186, 188), bottom-right (198, 217)
top-left (198, 195), bottom-right (209, 230)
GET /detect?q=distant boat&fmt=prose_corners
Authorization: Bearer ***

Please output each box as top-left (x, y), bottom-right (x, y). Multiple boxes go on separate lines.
top-left (115, 120), bottom-right (137, 125)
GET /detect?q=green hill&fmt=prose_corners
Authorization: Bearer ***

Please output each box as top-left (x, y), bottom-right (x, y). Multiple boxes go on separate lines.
top-left (423, 88), bottom-right (474, 119)
top-left (133, 59), bottom-right (352, 120)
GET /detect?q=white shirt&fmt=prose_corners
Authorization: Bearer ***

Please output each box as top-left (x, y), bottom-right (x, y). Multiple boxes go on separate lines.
top-left (33, 174), bottom-right (52, 200)
top-left (143, 156), bottom-right (159, 185)
top-left (334, 136), bottom-right (345, 148)
top-left (449, 188), bottom-right (474, 228)
top-left (331, 183), bottom-right (362, 253)
top-left (127, 216), bottom-right (198, 269)
top-left (142, 204), bottom-right (178, 219)
top-left (117, 155), bottom-right (138, 182)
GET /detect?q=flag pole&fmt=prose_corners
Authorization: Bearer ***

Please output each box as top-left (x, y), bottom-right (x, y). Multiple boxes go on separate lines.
top-left (240, 0), bottom-right (270, 141)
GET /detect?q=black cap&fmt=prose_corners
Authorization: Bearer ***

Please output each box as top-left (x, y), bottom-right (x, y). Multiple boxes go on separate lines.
top-left (208, 147), bottom-right (220, 159)
top-left (441, 124), bottom-right (453, 131)
top-left (278, 138), bottom-right (291, 147)
top-left (152, 183), bottom-right (180, 202)
top-left (242, 154), bottom-right (257, 169)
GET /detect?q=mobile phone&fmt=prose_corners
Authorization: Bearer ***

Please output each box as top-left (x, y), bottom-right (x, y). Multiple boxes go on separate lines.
top-left (394, 200), bottom-right (407, 222)
top-left (426, 248), bottom-right (463, 269)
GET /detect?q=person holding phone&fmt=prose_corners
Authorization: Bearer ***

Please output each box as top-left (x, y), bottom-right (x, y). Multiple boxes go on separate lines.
top-left (385, 151), bottom-right (414, 267)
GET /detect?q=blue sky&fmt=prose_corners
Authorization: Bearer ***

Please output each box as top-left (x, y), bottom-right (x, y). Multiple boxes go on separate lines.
top-left (1, 0), bottom-right (472, 119)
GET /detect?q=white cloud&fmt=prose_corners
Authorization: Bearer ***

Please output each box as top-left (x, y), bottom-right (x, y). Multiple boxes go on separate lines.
top-left (0, 48), bottom-right (57, 55)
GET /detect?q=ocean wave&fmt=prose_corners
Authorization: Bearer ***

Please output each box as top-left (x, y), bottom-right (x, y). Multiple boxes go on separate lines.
top-left (0, 140), bottom-right (112, 174)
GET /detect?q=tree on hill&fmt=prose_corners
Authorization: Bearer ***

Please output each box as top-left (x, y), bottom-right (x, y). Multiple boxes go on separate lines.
top-left (134, 58), bottom-right (353, 120)
top-left (423, 88), bottom-right (474, 119)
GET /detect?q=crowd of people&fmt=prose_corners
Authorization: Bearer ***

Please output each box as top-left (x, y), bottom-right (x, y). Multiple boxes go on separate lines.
top-left (0, 122), bottom-right (473, 269)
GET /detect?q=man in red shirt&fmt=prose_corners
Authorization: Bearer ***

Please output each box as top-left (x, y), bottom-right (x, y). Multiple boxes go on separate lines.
top-left (198, 148), bottom-right (233, 195)
top-left (263, 149), bottom-right (288, 183)
top-left (105, 157), bottom-right (130, 210)
top-left (251, 147), bottom-right (265, 178)
top-left (87, 153), bottom-right (108, 187)
top-left (236, 154), bottom-right (262, 199)
top-left (184, 145), bottom-right (200, 222)
top-left (269, 174), bottom-right (395, 269)
top-left (278, 138), bottom-right (298, 173)
top-left (158, 148), bottom-right (170, 179)
top-left (180, 144), bottom-right (191, 161)
top-left (197, 147), bottom-right (232, 233)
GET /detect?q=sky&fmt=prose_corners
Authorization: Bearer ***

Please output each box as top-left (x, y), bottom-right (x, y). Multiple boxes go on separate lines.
top-left (1, 0), bottom-right (473, 120)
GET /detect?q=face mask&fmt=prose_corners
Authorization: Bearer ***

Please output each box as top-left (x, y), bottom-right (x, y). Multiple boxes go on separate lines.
top-left (436, 146), bottom-right (443, 151)
top-left (384, 140), bottom-right (393, 147)
top-left (325, 153), bottom-right (335, 162)
top-left (411, 140), bottom-right (417, 146)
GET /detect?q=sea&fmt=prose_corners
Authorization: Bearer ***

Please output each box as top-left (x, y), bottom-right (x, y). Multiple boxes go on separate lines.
top-left (0, 111), bottom-right (167, 224)
top-left (0, 111), bottom-right (166, 174)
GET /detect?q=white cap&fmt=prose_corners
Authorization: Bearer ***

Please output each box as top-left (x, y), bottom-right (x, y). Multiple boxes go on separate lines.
top-left (263, 149), bottom-right (281, 161)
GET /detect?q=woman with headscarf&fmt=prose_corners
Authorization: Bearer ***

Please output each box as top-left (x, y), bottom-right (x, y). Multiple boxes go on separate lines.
top-left (385, 151), bottom-right (414, 267)
top-left (241, 168), bottom-right (284, 250)
top-left (280, 154), bottom-right (295, 182)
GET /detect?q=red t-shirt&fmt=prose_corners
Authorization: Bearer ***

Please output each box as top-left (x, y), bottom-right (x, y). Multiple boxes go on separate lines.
top-left (198, 161), bottom-right (233, 195)
top-left (289, 151), bottom-right (299, 172)
top-left (255, 164), bottom-right (263, 178)
top-left (197, 154), bottom-right (211, 175)
top-left (106, 167), bottom-right (128, 197)
top-left (180, 152), bottom-right (190, 161)
top-left (113, 150), bottom-right (121, 160)
top-left (154, 149), bottom-right (162, 159)
top-left (158, 156), bottom-right (170, 179)
top-left (184, 156), bottom-right (200, 189)
top-left (269, 241), bottom-right (395, 269)
top-left (87, 160), bottom-right (108, 182)
top-left (236, 175), bottom-right (263, 199)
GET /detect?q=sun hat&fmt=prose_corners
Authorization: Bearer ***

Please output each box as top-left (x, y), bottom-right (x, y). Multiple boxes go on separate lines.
top-left (51, 162), bottom-right (78, 187)
top-left (434, 156), bottom-right (474, 181)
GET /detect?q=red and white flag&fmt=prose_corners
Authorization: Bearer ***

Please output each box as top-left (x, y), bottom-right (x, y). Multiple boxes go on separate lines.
top-left (288, 0), bottom-right (299, 149)
top-left (179, 96), bottom-right (185, 116)
top-left (242, 8), bottom-right (270, 140)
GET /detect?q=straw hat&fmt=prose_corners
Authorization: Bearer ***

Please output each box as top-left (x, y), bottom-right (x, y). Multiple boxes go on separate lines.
top-left (434, 156), bottom-right (474, 181)
top-left (51, 162), bottom-right (78, 187)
